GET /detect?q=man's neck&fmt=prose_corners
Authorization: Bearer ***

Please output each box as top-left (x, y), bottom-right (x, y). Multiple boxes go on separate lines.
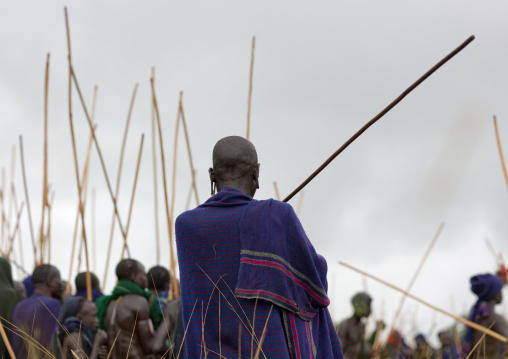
top-left (33, 286), bottom-right (52, 297)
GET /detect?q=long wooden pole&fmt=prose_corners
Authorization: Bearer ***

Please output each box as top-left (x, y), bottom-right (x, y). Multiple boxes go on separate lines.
top-left (65, 122), bottom-right (95, 294)
top-left (120, 134), bottom-right (145, 259)
top-left (493, 116), bottom-right (508, 192)
top-left (65, 7), bottom-right (92, 302)
top-left (151, 68), bottom-right (161, 265)
top-left (5, 202), bottom-right (24, 260)
top-left (180, 98), bottom-right (200, 206)
top-left (0, 319), bottom-right (16, 359)
top-left (150, 78), bottom-right (178, 298)
top-left (170, 94), bottom-right (182, 241)
top-left (283, 35), bottom-right (475, 202)
top-left (339, 261), bottom-right (508, 343)
top-left (246, 36), bottom-right (255, 141)
top-left (11, 185), bottom-right (25, 273)
top-left (387, 222), bottom-right (444, 335)
top-left (273, 181), bottom-right (280, 201)
top-left (39, 52), bottom-right (50, 265)
top-left (19, 136), bottom-right (37, 268)
top-left (102, 84), bottom-right (138, 289)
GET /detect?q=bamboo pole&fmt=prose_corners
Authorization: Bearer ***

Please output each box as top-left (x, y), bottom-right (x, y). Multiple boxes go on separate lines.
top-left (64, 8), bottom-right (92, 301)
top-left (120, 134), bottom-right (145, 259)
top-left (150, 78), bottom-right (178, 298)
top-left (39, 52), bottom-right (50, 265)
top-left (387, 222), bottom-right (444, 337)
top-left (91, 188), bottom-right (96, 272)
top-left (339, 261), bottom-right (508, 343)
top-left (19, 136), bottom-right (37, 268)
top-left (246, 36), bottom-right (255, 141)
top-left (65, 123), bottom-right (95, 294)
top-left (180, 98), bottom-right (199, 206)
top-left (6, 202), bottom-right (24, 260)
top-left (151, 67), bottom-right (161, 265)
top-left (103, 84), bottom-right (138, 289)
top-left (184, 172), bottom-right (196, 211)
top-left (7, 146), bottom-right (16, 239)
top-left (493, 116), bottom-right (508, 192)
top-left (0, 319), bottom-right (16, 359)
top-left (273, 181), bottom-right (280, 201)
top-left (295, 191), bottom-right (305, 217)
top-left (46, 191), bottom-right (54, 263)
top-left (11, 185), bottom-right (25, 273)
top-left (283, 35), bottom-right (475, 203)
top-left (170, 93), bottom-right (182, 242)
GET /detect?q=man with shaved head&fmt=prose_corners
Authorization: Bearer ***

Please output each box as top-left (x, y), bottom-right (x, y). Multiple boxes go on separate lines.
top-left (176, 136), bottom-right (342, 358)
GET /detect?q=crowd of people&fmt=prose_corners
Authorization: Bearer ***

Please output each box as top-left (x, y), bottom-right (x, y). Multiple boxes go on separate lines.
top-left (1, 136), bottom-right (507, 359)
top-left (0, 257), bottom-right (186, 359)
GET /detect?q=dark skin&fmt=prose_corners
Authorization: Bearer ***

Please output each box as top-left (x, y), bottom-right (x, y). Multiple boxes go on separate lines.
top-left (471, 292), bottom-right (508, 359)
top-left (336, 299), bottom-right (371, 359)
top-left (209, 136), bottom-right (260, 197)
top-left (33, 267), bottom-right (64, 301)
top-left (104, 262), bottom-right (168, 358)
top-left (61, 301), bottom-right (108, 359)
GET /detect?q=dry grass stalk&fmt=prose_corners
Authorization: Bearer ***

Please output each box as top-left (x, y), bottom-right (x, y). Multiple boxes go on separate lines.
top-left (493, 116), bottom-right (508, 192)
top-left (177, 299), bottom-right (198, 359)
top-left (103, 83), bottom-right (138, 288)
top-left (150, 78), bottom-right (178, 298)
top-left (0, 316), bottom-right (16, 359)
top-left (253, 305), bottom-right (273, 359)
top-left (19, 136), bottom-right (37, 268)
top-left (387, 222), bottom-right (444, 338)
top-left (120, 134), bottom-right (145, 259)
top-left (180, 98), bottom-right (199, 207)
top-left (246, 36), bottom-right (256, 141)
top-left (339, 261), bottom-right (508, 343)
top-left (105, 330), bottom-right (121, 359)
top-left (126, 307), bottom-right (140, 358)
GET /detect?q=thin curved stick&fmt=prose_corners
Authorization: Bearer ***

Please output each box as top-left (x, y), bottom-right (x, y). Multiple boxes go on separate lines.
top-left (19, 136), bottom-right (37, 267)
top-left (493, 116), bottom-right (508, 192)
top-left (246, 36), bottom-right (255, 141)
top-left (283, 35), bottom-right (475, 202)
top-left (180, 99), bottom-right (200, 206)
top-left (151, 68), bottom-right (161, 265)
top-left (39, 52), bottom-right (50, 265)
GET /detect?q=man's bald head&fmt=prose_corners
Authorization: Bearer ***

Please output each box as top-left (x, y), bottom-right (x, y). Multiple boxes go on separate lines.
top-left (210, 136), bottom-right (260, 197)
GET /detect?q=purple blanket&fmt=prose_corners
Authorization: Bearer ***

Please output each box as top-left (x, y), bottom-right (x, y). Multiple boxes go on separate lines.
top-left (176, 187), bottom-right (342, 358)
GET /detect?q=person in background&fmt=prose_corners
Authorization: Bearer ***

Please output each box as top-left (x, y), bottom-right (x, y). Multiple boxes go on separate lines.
top-left (147, 265), bottom-right (170, 312)
top-left (463, 273), bottom-right (508, 359)
top-left (0, 257), bottom-right (19, 359)
top-left (413, 333), bottom-right (434, 359)
top-left (74, 272), bottom-right (104, 302)
top-left (52, 297), bottom-right (107, 359)
top-left (336, 292), bottom-right (372, 359)
top-left (11, 264), bottom-right (63, 358)
top-left (13, 281), bottom-right (27, 301)
top-left (436, 331), bottom-right (459, 359)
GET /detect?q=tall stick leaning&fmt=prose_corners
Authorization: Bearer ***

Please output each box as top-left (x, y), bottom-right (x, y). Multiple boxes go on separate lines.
top-left (180, 99), bottom-right (200, 206)
top-left (151, 67), bottom-right (161, 265)
top-left (150, 78), bottom-right (179, 298)
top-left (493, 116), bottom-right (508, 192)
top-left (283, 35), bottom-right (475, 203)
top-left (102, 84), bottom-right (138, 290)
top-left (39, 52), bottom-right (50, 265)
top-left (64, 8), bottom-right (92, 301)
top-left (339, 261), bottom-right (507, 343)
top-left (246, 36), bottom-right (255, 141)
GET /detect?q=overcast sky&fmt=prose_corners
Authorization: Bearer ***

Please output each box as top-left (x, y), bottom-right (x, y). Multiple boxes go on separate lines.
top-left (1, 0), bottom-right (508, 347)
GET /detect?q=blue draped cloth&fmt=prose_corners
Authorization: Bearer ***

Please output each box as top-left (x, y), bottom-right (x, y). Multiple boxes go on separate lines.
top-left (176, 187), bottom-right (342, 358)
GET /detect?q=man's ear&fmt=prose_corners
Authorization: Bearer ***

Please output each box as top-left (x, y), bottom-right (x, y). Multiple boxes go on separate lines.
top-left (252, 166), bottom-right (259, 189)
top-left (209, 167), bottom-right (216, 195)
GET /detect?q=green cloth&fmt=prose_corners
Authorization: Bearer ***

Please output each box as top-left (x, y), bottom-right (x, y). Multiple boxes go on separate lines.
top-left (95, 280), bottom-right (163, 330)
top-left (0, 258), bottom-right (18, 359)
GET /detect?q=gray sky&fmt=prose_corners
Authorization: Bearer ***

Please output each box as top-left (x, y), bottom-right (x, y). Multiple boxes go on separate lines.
top-left (1, 0), bottom-right (508, 347)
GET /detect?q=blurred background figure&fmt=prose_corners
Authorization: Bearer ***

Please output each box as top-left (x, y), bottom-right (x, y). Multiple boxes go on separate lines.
top-left (436, 331), bottom-right (459, 359)
top-left (74, 272), bottom-right (104, 302)
top-left (337, 292), bottom-right (372, 359)
top-left (0, 258), bottom-right (18, 359)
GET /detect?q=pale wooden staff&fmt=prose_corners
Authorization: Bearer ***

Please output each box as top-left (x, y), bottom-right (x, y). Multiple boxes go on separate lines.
top-left (91, 188), bottom-right (96, 272)
top-left (295, 191), bottom-right (305, 217)
top-left (19, 136), bottom-right (37, 268)
top-left (5, 202), bottom-right (24, 260)
top-left (387, 222), bottom-right (444, 337)
top-left (11, 184), bottom-right (25, 272)
top-left (103, 84), bottom-right (138, 289)
top-left (273, 181), bottom-right (281, 201)
top-left (283, 35), bottom-right (475, 203)
top-left (65, 122), bottom-right (95, 294)
top-left (64, 7), bottom-right (92, 301)
top-left (39, 52), bottom-right (50, 265)
top-left (493, 116), bottom-right (508, 192)
top-left (45, 191), bottom-right (54, 263)
top-left (339, 261), bottom-right (508, 343)
top-left (246, 36), bottom-right (255, 141)
top-left (151, 67), bottom-right (161, 265)
top-left (7, 146), bottom-right (16, 240)
top-left (150, 78), bottom-right (178, 298)
top-left (184, 171), bottom-right (197, 211)
top-left (180, 98), bottom-right (200, 206)
top-left (170, 93), bottom-right (182, 243)
top-left (120, 134), bottom-right (145, 259)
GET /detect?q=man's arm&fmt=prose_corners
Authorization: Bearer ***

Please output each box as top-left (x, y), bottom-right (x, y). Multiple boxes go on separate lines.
top-left (63, 333), bottom-right (86, 359)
